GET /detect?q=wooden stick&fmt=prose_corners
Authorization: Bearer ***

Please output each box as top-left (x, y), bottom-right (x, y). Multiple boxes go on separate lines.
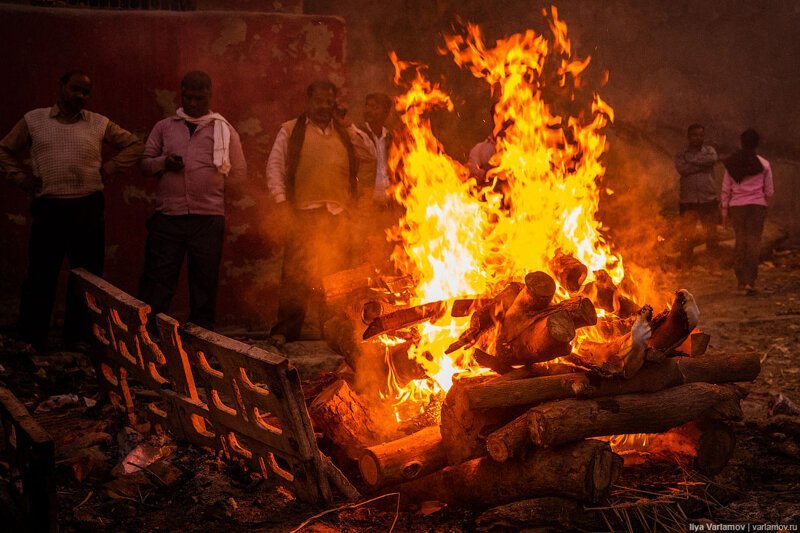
top-left (358, 426), bottom-right (445, 488)
top-left (398, 439), bottom-right (621, 506)
top-left (527, 382), bottom-right (744, 447)
top-left (362, 301), bottom-right (448, 340)
top-left (549, 251), bottom-right (588, 292)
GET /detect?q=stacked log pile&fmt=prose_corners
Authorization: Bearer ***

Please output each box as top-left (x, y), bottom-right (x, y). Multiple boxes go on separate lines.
top-left (311, 257), bottom-right (760, 514)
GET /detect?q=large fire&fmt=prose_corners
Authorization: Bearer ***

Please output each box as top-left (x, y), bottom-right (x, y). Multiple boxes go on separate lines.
top-left (382, 8), bottom-right (646, 417)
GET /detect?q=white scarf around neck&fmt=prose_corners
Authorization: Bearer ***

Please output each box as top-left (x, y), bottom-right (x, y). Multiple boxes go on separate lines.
top-left (176, 108), bottom-right (232, 176)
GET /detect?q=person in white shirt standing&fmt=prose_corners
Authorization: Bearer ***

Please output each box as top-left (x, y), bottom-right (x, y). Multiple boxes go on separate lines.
top-left (266, 80), bottom-right (374, 343)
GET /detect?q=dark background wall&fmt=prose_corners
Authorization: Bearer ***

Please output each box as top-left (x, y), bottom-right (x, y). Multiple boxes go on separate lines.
top-left (0, 5), bottom-right (345, 329)
top-left (1, 1), bottom-right (798, 332)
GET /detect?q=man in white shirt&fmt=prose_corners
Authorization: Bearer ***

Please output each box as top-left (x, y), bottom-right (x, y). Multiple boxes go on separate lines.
top-left (265, 80), bottom-right (374, 342)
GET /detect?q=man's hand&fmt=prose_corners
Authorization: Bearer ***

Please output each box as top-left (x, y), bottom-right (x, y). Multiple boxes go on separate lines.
top-left (9, 171), bottom-right (38, 195)
top-left (164, 154), bottom-right (185, 172)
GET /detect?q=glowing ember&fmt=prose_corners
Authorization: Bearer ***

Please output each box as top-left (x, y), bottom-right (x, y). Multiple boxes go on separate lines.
top-left (382, 7), bottom-right (643, 418)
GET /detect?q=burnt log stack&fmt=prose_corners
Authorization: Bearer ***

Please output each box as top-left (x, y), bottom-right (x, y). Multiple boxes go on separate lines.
top-left (312, 255), bottom-right (760, 513)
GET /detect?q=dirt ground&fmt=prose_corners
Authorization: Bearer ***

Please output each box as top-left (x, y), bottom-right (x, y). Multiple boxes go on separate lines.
top-left (1, 249), bottom-right (799, 532)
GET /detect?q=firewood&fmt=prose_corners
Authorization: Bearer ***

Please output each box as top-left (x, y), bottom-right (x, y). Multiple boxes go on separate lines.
top-left (446, 282), bottom-right (523, 354)
top-left (549, 251), bottom-right (588, 292)
top-left (649, 289), bottom-right (699, 354)
top-left (380, 274), bottom-right (415, 295)
top-left (358, 426), bottom-right (445, 488)
top-left (451, 297), bottom-right (491, 317)
top-left (398, 439), bottom-right (621, 506)
top-left (527, 382), bottom-right (744, 447)
top-left (570, 306), bottom-right (652, 378)
top-left (581, 269), bottom-right (639, 318)
top-left (308, 380), bottom-right (385, 459)
top-left (323, 263), bottom-right (375, 302)
top-left (495, 273), bottom-right (558, 344)
top-left (461, 352), bottom-right (760, 413)
top-left (609, 420), bottom-right (736, 475)
top-left (362, 300), bottom-right (447, 340)
top-left (475, 497), bottom-right (593, 531)
top-left (690, 331), bottom-right (712, 356)
top-left (439, 377), bottom-right (524, 465)
top-left (766, 415), bottom-right (800, 441)
top-left (495, 310), bottom-right (575, 366)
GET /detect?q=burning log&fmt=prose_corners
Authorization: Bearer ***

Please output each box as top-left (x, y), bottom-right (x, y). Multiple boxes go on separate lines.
top-left (549, 251), bottom-right (588, 292)
top-left (495, 310), bottom-right (575, 366)
top-left (309, 380), bottom-right (388, 460)
top-left (610, 419), bottom-right (736, 476)
top-left (461, 352), bottom-right (759, 414)
top-left (451, 297), bottom-right (492, 317)
top-left (495, 273), bottom-right (560, 343)
top-left (358, 426), bottom-right (445, 489)
top-left (581, 270), bottom-right (639, 318)
top-left (649, 289), bottom-right (699, 354)
top-left (569, 306), bottom-right (652, 378)
top-left (446, 282), bottom-right (523, 354)
top-left (526, 382), bottom-right (744, 448)
top-left (322, 263), bottom-right (375, 302)
top-left (398, 439), bottom-right (621, 506)
top-left (362, 301), bottom-right (447, 340)
top-left (439, 377), bottom-right (524, 465)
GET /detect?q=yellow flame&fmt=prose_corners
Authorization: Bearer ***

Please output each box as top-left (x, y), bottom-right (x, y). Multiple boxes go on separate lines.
top-left (383, 8), bottom-right (636, 418)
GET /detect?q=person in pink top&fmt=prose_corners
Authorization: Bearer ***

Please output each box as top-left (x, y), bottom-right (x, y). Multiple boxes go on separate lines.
top-left (721, 129), bottom-right (774, 294)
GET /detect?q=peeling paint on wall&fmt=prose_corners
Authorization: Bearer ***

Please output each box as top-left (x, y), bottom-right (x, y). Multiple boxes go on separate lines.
top-left (226, 223), bottom-right (250, 243)
top-left (212, 18), bottom-right (248, 57)
top-left (6, 213), bottom-right (26, 226)
top-left (236, 116), bottom-right (263, 137)
top-left (123, 186), bottom-right (156, 205)
top-left (232, 196), bottom-right (257, 210)
top-left (154, 90), bottom-right (177, 118)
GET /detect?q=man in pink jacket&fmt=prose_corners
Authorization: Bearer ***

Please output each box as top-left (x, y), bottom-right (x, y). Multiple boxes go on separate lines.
top-left (721, 129), bottom-right (774, 295)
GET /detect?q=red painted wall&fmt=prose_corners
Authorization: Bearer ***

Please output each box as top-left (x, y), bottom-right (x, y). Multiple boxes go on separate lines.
top-left (0, 6), bottom-right (346, 329)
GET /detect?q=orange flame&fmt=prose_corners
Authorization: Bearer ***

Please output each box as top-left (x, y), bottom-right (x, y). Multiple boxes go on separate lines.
top-left (383, 8), bottom-right (635, 417)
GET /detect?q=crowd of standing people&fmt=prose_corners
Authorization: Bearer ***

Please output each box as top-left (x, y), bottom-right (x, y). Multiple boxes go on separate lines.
top-left (0, 69), bottom-right (776, 351)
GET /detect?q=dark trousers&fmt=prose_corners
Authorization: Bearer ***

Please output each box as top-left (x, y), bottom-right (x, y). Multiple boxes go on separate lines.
top-left (18, 192), bottom-right (105, 350)
top-left (679, 201), bottom-right (719, 261)
top-left (139, 213), bottom-right (225, 331)
top-left (729, 205), bottom-right (767, 287)
top-left (272, 208), bottom-right (351, 341)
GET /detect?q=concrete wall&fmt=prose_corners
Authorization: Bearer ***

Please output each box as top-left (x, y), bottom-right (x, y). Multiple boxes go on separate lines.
top-left (0, 5), bottom-right (345, 328)
top-left (306, 0), bottom-right (800, 248)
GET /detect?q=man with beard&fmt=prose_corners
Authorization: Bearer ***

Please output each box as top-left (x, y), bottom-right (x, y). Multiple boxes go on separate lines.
top-left (0, 70), bottom-right (143, 351)
top-left (139, 71), bottom-right (246, 334)
top-left (266, 80), bottom-right (374, 343)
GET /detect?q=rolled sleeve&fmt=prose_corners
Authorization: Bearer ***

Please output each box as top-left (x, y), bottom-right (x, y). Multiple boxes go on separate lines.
top-left (140, 122), bottom-right (167, 176)
top-left (102, 120), bottom-right (144, 175)
top-left (266, 126), bottom-right (290, 203)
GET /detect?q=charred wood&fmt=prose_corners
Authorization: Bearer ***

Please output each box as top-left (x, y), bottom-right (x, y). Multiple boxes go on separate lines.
top-left (358, 426), bottom-right (445, 489)
top-left (398, 439), bottom-right (621, 506)
top-left (363, 301), bottom-right (448, 340)
top-left (649, 289), bottom-right (699, 354)
top-left (549, 251), bottom-right (588, 292)
top-left (495, 310), bottom-right (575, 366)
top-left (527, 382), bottom-right (744, 447)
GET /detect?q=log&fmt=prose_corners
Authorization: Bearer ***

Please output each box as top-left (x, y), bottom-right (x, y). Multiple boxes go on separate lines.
top-left (363, 301), bottom-right (447, 340)
top-left (581, 270), bottom-right (639, 318)
top-left (323, 263), bottom-right (375, 302)
top-left (461, 352), bottom-right (760, 412)
top-left (451, 297), bottom-right (491, 317)
top-left (446, 282), bottom-right (523, 354)
top-left (308, 380), bottom-right (385, 459)
top-left (495, 310), bottom-right (575, 366)
top-left (358, 426), bottom-right (445, 488)
top-left (570, 306), bottom-right (652, 378)
top-left (649, 289), bottom-right (699, 354)
top-left (475, 497), bottom-right (593, 531)
top-left (549, 251), bottom-right (588, 292)
top-left (527, 382), bottom-right (744, 447)
top-left (380, 274), bottom-right (415, 295)
top-left (765, 415), bottom-right (800, 441)
top-left (608, 420), bottom-right (736, 475)
top-left (398, 439), bottom-right (621, 506)
top-left (439, 377), bottom-right (525, 465)
top-left (497, 273), bottom-right (559, 344)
